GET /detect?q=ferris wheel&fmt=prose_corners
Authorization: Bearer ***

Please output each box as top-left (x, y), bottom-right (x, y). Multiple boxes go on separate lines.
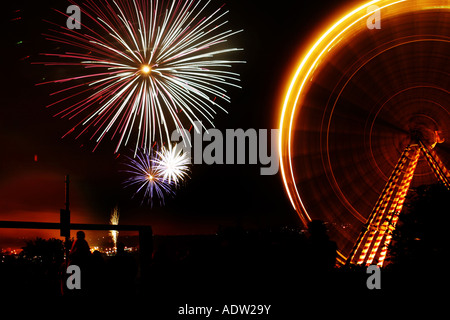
top-left (279, 0), bottom-right (450, 266)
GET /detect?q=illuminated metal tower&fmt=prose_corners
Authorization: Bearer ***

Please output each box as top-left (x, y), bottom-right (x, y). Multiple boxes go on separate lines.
top-left (347, 133), bottom-right (450, 267)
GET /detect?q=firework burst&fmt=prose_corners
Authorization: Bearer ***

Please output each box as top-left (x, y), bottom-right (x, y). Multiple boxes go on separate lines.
top-left (109, 206), bottom-right (120, 249)
top-left (38, 0), bottom-right (244, 152)
top-left (155, 144), bottom-right (190, 185)
top-left (122, 148), bottom-right (175, 205)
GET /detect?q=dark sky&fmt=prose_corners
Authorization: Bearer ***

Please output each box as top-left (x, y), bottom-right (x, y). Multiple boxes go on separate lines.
top-left (0, 0), bottom-right (346, 245)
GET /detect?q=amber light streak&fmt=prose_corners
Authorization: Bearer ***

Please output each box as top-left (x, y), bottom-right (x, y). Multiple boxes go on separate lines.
top-left (279, 0), bottom-right (406, 222)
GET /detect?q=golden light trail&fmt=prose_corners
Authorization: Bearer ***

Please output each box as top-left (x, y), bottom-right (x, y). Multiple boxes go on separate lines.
top-left (354, 146), bottom-right (412, 265)
top-left (279, 0), bottom-right (406, 223)
top-left (374, 147), bottom-right (421, 266)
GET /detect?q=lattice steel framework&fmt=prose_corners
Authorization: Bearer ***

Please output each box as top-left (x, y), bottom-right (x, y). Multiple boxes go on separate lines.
top-left (347, 140), bottom-right (450, 267)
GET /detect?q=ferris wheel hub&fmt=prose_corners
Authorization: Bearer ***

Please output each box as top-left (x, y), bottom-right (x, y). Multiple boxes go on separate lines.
top-left (409, 127), bottom-right (441, 149)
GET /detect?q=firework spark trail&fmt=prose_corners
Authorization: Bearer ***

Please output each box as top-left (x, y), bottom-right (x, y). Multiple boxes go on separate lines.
top-left (37, 0), bottom-right (244, 153)
top-left (109, 206), bottom-right (120, 249)
top-left (122, 148), bottom-right (176, 205)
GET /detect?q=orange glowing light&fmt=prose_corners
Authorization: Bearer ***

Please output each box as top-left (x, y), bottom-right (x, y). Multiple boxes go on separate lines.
top-left (141, 65), bottom-right (151, 74)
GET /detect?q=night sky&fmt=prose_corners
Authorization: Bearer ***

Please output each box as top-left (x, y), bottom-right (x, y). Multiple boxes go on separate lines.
top-left (0, 0), bottom-right (348, 247)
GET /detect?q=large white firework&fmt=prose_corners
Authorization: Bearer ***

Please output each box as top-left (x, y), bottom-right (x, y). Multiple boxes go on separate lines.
top-left (40, 0), bottom-right (244, 152)
top-left (155, 144), bottom-right (191, 185)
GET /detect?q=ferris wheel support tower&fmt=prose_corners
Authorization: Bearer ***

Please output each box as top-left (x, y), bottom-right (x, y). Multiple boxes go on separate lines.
top-left (347, 133), bottom-right (450, 267)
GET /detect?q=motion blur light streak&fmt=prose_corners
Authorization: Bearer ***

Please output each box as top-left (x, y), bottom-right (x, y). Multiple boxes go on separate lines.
top-left (279, 0), bottom-right (404, 220)
top-left (279, 0), bottom-right (450, 260)
top-left (38, 0), bottom-right (244, 153)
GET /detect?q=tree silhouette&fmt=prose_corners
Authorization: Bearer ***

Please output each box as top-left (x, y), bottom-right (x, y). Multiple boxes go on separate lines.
top-left (21, 237), bottom-right (65, 265)
top-left (387, 183), bottom-right (450, 268)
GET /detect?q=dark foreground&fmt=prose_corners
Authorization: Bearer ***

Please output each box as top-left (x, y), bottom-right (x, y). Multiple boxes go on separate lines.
top-left (1, 228), bottom-right (446, 315)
